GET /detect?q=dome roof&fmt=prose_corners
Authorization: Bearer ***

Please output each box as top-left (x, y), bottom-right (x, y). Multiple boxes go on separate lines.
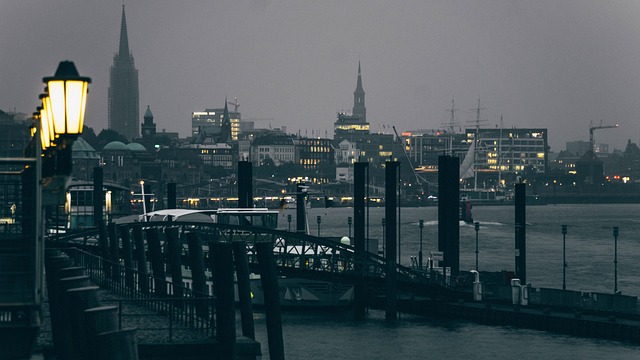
top-left (127, 142), bottom-right (147, 152)
top-left (72, 137), bottom-right (99, 159)
top-left (102, 141), bottom-right (129, 151)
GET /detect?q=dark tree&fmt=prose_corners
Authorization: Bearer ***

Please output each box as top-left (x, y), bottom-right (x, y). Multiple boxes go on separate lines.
top-left (97, 129), bottom-right (129, 150)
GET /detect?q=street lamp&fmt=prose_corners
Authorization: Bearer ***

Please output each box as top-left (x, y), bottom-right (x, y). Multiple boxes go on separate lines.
top-left (287, 214), bottom-right (292, 232)
top-left (317, 215), bottom-right (321, 237)
top-left (38, 61), bottom-right (91, 177)
top-left (43, 61), bottom-right (91, 139)
top-left (613, 226), bottom-right (619, 294)
top-left (562, 224), bottom-right (567, 290)
top-left (347, 216), bottom-right (352, 238)
top-left (419, 219), bottom-right (424, 270)
top-left (474, 222), bottom-right (480, 271)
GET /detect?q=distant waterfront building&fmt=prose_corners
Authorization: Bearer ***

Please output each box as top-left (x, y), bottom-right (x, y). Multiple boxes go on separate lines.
top-left (465, 127), bottom-right (549, 177)
top-left (250, 133), bottom-right (296, 166)
top-left (192, 101), bottom-right (240, 142)
top-left (108, 5), bottom-right (140, 141)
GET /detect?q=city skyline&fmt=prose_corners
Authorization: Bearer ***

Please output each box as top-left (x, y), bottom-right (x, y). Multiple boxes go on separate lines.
top-left (2, 1), bottom-right (640, 152)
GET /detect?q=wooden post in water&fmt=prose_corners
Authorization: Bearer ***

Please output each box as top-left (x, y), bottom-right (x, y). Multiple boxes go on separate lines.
top-left (296, 182), bottom-right (307, 234)
top-left (385, 161), bottom-right (399, 322)
top-left (145, 228), bottom-right (167, 297)
top-left (515, 182), bottom-right (527, 284)
top-left (119, 225), bottom-right (135, 292)
top-left (210, 242), bottom-right (236, 360)
top-left (165, 227), bottom-right (183, 300)
top-left (107, 222), bottom-right (120, 283)
top-left (186, 232), bottom-right (209, 318)
top-left (353, 161), bottom-right (368, 319)
top-left (438, 155), bottom-right (460, 278)
top-left (132, 226), bottom-right (149, 294)
top-left (255, 241), bottom-right (285, 360)
top-left (167, 182), bottom-right (176, 209)
top-left (233, 240), bottom-right (256, 340)
top-left (238, 161), bottom-right (253, 208)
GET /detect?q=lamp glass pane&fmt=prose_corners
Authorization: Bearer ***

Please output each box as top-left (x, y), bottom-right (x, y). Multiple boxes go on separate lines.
top-left (43, 96), bottom-right (56, 143)
top-left (65, 80), bottom-right (85, 134)
top-left (39, 108), bottom-right (51, 150)
top-left (47, 80), bottom-right (67, 136)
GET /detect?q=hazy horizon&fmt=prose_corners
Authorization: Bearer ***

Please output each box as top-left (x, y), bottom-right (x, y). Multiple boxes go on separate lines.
top-left (3, 1), bottom-right (640, 152)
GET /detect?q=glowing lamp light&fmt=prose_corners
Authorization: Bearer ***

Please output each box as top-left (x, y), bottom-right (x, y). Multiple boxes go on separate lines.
top-left (39, 106), bottom-right (54, 151)
top-left (43, 61), bottom-right (91, 138)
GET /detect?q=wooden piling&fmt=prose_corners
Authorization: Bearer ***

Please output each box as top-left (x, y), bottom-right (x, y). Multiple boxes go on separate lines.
top-left (165, 227), bottom-right (183, 299)
top-left (233, 240), bottom-right (256, 340)
top-left (186, 232), bottom-right (209, 318)
top-left (145, 228), bottom-right (167, 297)
top-left (210, 242), bottom-right (236, 359)
top-left (120, 225), bottom-right (135, 292)
top-left (132, 226), bottom-right (149, 294)
top-left (255, 241), bottom-right (285, 360)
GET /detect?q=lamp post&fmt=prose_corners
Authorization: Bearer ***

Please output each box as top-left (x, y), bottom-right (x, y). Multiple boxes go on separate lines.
top-left (419, 219), bottom-right (424, 270)
top-left (287, 214), bottom-right (292, 232)
top-left (562, 224), bottom-right (567, 290)
top-left (382, 218), bottom-right (386, 257)
top-left (474, 222), bottom-right (480, 271)
top-left (347, 216), bottom-right (352, 238)
top-left (317, 215), bottom-right (321, 237)
top-left (613, 226), bottom-right (619, 294)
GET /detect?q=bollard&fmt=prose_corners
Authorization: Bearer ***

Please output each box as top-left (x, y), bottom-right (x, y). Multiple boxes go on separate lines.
top-left (255, 241), bottom-right (285, 360)
top-left (66, 286), bottom-right (101, 360)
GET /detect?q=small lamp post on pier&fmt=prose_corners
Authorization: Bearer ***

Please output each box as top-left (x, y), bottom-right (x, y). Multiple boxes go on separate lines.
top-left (474, 222), bottom-right (480, 271)
top-left (419, 219), bottom-right (424, 270)
top-left (382, 218), bottom-right (386, 257)
top-left (562, 225), bottom-right (567, 290)
top-left (317, 215), bottom-right (321, 237)
top-left (613, 226), bottom-right (619, 294)
top-left (347, 216), bottom-right (352, 238)
top-left (287, 214), bottom-right (291, 232)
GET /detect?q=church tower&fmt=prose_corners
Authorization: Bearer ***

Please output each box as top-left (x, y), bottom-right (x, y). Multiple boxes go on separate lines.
top-left (352, 61), bottom-right (366, 122)
top-left (141, 106), bottom-right (156, 138)
top-left (108, 4), bottom-right (140, 141)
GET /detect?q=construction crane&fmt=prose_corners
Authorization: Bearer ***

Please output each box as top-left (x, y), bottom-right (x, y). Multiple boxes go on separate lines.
top-left (589, 120), bottom-right (618, 153)
top-left (227, 97), bottom-right (240, 112)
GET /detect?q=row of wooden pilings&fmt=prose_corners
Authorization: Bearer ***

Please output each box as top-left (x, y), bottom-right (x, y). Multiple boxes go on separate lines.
top-left (45, 248), bottom-right (138, 360)
top-left (94, 221), bottom-right (286, 360)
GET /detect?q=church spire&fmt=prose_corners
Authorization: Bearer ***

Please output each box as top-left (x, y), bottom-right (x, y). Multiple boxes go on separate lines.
top-left (118, 4), bottom-right (131, 61)
top-left (352, 61), bottom-right (366, 122)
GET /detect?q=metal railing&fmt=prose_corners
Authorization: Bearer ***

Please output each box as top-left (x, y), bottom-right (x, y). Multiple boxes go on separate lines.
top-left (63, 247), bottom-right (216, 341)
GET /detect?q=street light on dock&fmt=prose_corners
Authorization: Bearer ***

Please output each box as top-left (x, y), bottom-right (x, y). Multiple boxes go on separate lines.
top-left (562, 225), bottom-right (567, 290)
top-left (317, 215), bottom-right (321, 237)
top-left (287, 214), bottom-right (291, 232)
top-left (613, 226), bottom-right (619, 294)
top-left (419, 220), bottom-right (424, 270)
top-left (348, 216), bottom-right (352, 238)
top-left (474, 222), bottom-right (480, 271)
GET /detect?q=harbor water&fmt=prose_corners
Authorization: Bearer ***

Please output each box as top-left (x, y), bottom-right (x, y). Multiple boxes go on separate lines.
top-left (251, 204), bottom-right (640, 359)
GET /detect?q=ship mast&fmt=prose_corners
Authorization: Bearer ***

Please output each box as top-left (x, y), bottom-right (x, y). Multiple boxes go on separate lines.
top-left (444, 99), bottom-right (459, 156)
top-left (467, 99), bottom-right (488, 190)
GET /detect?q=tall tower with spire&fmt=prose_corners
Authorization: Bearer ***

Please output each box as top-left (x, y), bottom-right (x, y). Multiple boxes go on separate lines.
top-left (352, 61), bottom-right (366, 122)
top-left (108, 4), bottom-right (139, 141)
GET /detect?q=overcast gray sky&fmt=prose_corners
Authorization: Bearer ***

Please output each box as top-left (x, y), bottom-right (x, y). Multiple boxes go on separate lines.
top-left (3, 1), bottom-right (640, 151)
